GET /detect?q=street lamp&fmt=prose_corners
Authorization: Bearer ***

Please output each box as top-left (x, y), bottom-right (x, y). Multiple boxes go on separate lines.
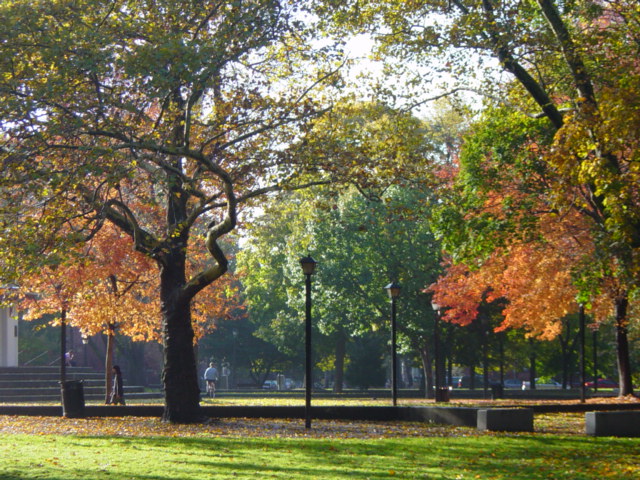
top-left (385, 282), bottom-right (401, 406)
top-left (299, 255), bottom-right (317, 429)
top-left (579, 304), bottom-right (586, 403)
top-left (431, 300), bottom-right (442, 401)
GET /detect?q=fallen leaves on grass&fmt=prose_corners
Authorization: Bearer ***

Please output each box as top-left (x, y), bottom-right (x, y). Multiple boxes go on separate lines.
top-left (0, 411), bottom-right (589, 439)
top-left (0, 415), bottom-right (482, 439)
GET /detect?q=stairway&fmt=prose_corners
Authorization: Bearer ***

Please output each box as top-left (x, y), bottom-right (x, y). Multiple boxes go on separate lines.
top-left (0, 366), bottom-right (152, 403)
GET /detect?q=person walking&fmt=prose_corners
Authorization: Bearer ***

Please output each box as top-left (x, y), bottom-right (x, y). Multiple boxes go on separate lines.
top-left (204, 362), bottom-right (218, 398)
top-left (109, 365), bottom-right (126, 405)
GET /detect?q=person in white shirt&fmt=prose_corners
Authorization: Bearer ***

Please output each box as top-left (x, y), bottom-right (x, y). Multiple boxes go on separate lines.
top-left (204, 362), bottom-right (218, 398)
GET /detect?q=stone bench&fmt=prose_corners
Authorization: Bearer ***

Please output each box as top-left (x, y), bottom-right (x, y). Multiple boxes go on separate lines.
top-left (585, 410), bottom-right (640, 437)
top-left (477, 408), bottom-right (534, 432)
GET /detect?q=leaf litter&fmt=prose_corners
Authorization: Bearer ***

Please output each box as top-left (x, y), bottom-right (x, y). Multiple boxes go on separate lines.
top-left (0, 412), bottom-right (586, 439)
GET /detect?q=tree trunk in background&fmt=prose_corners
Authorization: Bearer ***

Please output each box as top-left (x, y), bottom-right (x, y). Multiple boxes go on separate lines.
top-left (498, 333), bottom-right (505, 385)
top-left (615, 294), bottom-right (634, 396)
top-left (529, 339), bottom-right (537, 390)
top-left (418, 343), bottom-right (433, 399)
top-left (333, 333), bottom-right (346, 393)
top-left (60, 308), bottom-right (67, 384)
top-left (592, 330), bottom-right (599, 392)
top-left (104, 323), bottom-right (115, 404)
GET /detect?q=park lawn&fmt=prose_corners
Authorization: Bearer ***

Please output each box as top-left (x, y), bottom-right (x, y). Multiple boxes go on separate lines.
top-left (1, 429), bottom-right (639, 479)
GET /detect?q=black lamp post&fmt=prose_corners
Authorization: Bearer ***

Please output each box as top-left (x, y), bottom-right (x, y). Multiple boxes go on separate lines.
top-left (592, 330), bottom-right (598, 392)
top-left (431, 301), bottom-right (442, 400)
top-left (299, 255), bottom-right (317, 429)
top-left (385, 282), bottom-right (401, 406)
top-left (232, 328), bottom-right (238, 389)
top-left (579, 304), bottom-right (586, 403)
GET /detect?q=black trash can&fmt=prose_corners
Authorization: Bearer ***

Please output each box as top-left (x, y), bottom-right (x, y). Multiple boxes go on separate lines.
top-left (491, 383), bottom-right (504, 400)
top-left (435, 387), bottom-right (450, 403)
top-left (60, 380), bottom-right (85, 418)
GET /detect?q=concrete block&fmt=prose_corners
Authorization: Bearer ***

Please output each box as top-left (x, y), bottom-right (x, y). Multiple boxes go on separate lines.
top-left (477, 408), bottom-right (534, 432)
top-left (404, 406), bottom-right (478, 427)
top-left (585, 411), bottom-right (640, 437)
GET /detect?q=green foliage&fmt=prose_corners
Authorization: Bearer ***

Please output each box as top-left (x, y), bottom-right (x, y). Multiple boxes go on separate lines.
top-left (290, 99), bottom-right (439, 193)
top-left (344, 333), bottom-right (386, 390)
top-left (237, 100), bottom-right (448, 389)
top-left (237, 180), bottom-right (446, 391)
top-left (432, 106), bottom-right (554, 264)
top-left (238, 183), bottom-right (442, 358)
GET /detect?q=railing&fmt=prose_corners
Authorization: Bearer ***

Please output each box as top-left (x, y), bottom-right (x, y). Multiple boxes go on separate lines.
top-left (23, 351), bottom-right (51, 366)
top-left (48, 355), bottom-right (63, 366)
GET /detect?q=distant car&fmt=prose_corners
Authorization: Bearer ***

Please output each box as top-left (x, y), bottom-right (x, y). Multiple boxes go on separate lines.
top-left (503, 379), bottom-right (524, 389)
top-left (536, 380), bottom-right (562, 390)
top-left (262, 380), bottom-right (278, 390)
top-left (521, 379), bottom-right (562, 390)
top-left (585, 379), bottom-right (618, 389)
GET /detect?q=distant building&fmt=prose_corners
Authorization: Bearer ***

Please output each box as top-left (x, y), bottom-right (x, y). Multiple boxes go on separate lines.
top-left (0, 303), bottom-right (19, 367)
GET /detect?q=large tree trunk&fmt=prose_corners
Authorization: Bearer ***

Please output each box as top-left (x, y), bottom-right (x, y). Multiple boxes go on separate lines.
top-left (160, 260), bottom-right (201, 423)
top-left (614, 294), bottom-right (634, 397)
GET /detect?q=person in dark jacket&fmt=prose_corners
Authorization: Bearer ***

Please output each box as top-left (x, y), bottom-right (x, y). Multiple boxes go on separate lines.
top-left (109, 365), bottom-right (125, 405)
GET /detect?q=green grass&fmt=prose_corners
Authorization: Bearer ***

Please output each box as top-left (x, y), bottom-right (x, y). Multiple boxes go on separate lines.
top-left (1, 432), bottom-right (638, 479)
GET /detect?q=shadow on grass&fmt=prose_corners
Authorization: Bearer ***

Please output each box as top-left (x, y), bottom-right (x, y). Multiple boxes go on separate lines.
top-left (2, 433), bottom-right (639, 480)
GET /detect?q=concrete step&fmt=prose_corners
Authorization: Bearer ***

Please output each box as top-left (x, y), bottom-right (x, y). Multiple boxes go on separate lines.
top-left (0, 385), bottom-right (153, 403)
top-left (0, 366), bottom-right (95, 375)
top-left (0, 368), bottom-right (101, 383)
top-left (0, 391), bottom-right (162, 403)
top-left (0, 366), bottom-right (151, 403)
top-left (0, 379), bottom-right (104, 389)
top-left (0, 385), bottom-right (145, 397)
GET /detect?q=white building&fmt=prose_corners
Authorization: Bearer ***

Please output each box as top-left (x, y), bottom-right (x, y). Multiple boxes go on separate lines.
top-left (0, 304), bottom-right (19, 367)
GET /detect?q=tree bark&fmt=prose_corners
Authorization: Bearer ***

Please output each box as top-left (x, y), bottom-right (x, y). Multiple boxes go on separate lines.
top-left (614, 294), bottom-right (634, 397)
top-left (529, 338), bottom-right (537, 390)
top-left (333, 332), bottom-right (346, 393)
top-left (60, 308), bottom-right (67, 385)
top-left (104, 323), bottom-right (115, 404)
top-left (469, 362), bottom-right (477, 390)
top-left (418, 343), bottom-right (434, 399)
top-left (160, 258), bottom-right (202, 423)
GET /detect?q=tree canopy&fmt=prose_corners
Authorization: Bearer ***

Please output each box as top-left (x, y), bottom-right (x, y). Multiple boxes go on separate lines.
top-left (310, 0), bottom-right (640, 394)
top-left (0, 0), bottom-right (342, 422)
top-left (2, 0), bottom-right (639, 408)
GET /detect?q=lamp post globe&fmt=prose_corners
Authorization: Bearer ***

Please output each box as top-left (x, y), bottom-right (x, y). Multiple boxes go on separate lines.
top-left (299, 255), bottom-right (317, 276)
top-left (385, 282), bottom-right (401, 299)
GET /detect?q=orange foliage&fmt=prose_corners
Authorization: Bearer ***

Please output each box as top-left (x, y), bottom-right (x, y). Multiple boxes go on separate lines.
top-left (430, 212), bottom-right (613, 340)
top-left (187, 242), bottom-right (244, 340)
top-left (18, 223), bottom-right (242, 343)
